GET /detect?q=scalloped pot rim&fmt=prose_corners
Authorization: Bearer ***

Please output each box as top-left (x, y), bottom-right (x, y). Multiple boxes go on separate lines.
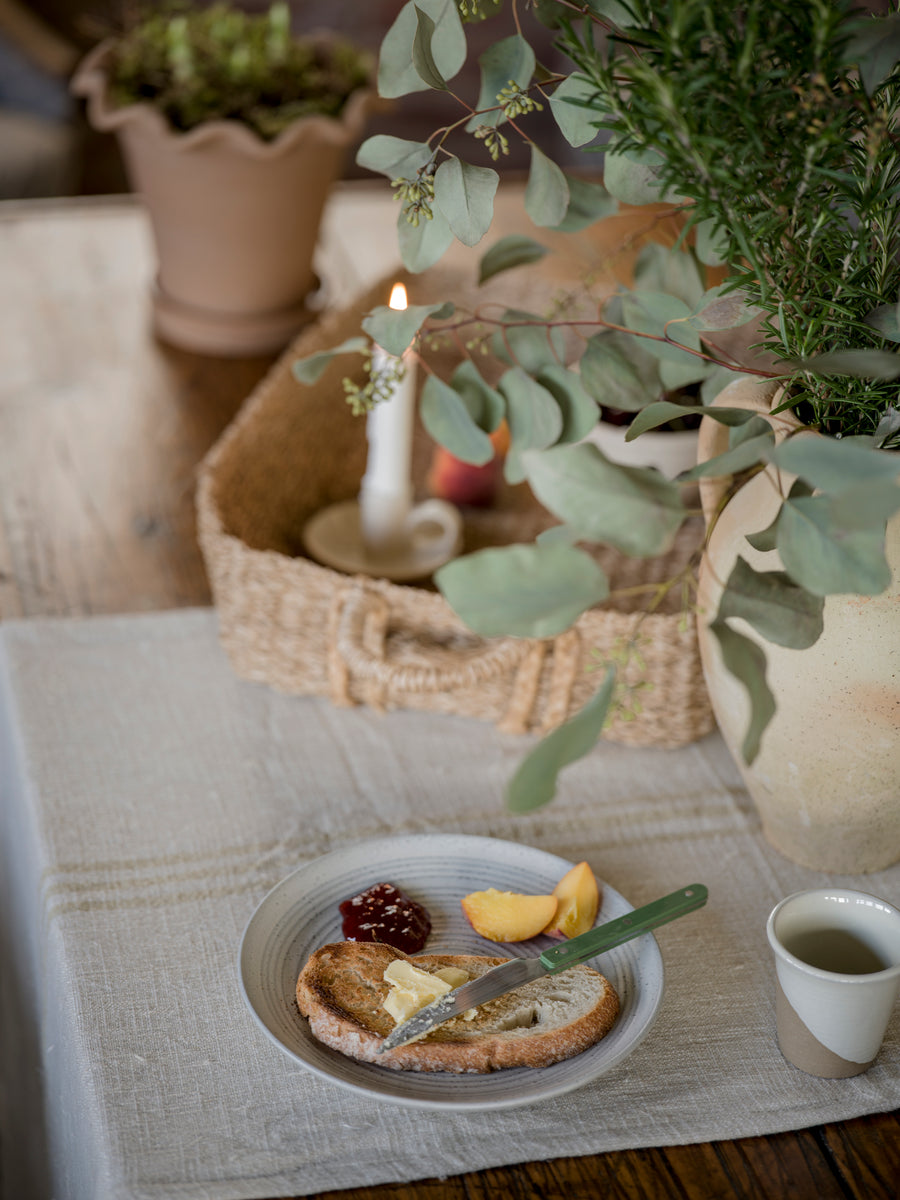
top-left (71, 38), bottom-right (375, 159)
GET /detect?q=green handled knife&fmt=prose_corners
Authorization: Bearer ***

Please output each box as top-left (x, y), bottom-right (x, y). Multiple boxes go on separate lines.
top-left (378, 883), bottom-right (708, 1053)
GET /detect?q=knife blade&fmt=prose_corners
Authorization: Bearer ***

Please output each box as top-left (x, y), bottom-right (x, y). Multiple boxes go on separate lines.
top-left (378, 882), bottom-right (707, 1053)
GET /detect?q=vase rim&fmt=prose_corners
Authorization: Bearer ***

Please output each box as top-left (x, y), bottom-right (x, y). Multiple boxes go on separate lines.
top-left (71, 37), bottom-right (376, 159)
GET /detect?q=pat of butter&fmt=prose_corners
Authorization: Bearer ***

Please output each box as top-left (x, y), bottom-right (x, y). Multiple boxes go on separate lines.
top-left (381, 960), bottom-right (468, 1026)
top-left (434, 967), bottom-right (477, 1017)
top-left (434, 966), bottom-right (468, 989)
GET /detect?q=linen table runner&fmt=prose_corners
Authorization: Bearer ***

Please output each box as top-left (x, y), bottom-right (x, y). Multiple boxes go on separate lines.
top-left (1, 608), bottom-right (897, 1200)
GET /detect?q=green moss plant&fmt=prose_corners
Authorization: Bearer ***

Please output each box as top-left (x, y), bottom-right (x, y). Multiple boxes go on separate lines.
top-left (105, 2), bottom-right (372, 140)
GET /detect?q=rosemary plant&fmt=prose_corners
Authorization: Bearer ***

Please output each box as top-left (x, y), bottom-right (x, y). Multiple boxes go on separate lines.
top-left (561, 0), bottom-right (900, 438)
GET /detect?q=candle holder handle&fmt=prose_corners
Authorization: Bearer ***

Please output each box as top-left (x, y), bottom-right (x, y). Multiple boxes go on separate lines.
top-left (402, 499), bottom-right (463, 561)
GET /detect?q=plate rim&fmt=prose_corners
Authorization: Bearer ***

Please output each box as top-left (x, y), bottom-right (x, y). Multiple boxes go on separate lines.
top-left (238, 832), bottom-right (665, 1111)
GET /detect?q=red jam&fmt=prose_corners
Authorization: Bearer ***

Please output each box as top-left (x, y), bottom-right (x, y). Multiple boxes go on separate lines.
top-left (339, 882), bottom-right (432, 953)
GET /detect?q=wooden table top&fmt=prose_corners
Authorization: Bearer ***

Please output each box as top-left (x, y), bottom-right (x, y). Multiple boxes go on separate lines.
top-left (0, 185), bottom-right (896, 1200)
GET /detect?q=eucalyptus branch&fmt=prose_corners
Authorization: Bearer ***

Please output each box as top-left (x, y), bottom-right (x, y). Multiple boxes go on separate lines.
top-left (350, 0), bottom-right (900, 805)
top-left (427, 307), bottom-right (778, 379)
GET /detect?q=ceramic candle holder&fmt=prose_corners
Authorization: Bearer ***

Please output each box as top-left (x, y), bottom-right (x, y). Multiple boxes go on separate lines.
top-left (302, 497), bottom-right (463, 583)
top-left (766, 888), bottom-right (900, 1077)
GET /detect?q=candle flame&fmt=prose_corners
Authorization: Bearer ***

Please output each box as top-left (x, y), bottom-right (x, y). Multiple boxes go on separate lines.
top-left (389, 283), bottom-right (408, 312)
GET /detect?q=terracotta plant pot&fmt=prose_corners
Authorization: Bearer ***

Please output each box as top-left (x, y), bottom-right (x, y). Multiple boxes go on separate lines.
top-left (696, 377), bottom-right (900, 873)
top-left (72, 40), bottom-right (374, 355)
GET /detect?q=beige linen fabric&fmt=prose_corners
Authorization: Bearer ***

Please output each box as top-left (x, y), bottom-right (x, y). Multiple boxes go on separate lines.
top-left (0, 608), bottom-right (898, 1200)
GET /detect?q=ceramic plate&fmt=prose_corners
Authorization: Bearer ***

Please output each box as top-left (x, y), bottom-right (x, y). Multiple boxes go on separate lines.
top-left (238, 833), bottom-right (664, 1110)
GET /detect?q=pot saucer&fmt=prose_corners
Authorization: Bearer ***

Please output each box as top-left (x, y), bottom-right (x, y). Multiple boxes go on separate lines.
top-left (150, 276), bottom-right (325, 356)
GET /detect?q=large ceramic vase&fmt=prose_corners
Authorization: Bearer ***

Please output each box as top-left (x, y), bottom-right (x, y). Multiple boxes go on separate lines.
top-left (72, 41), bottom-right (373, 355)
top-left (696, 377), bottom-right (900, 874)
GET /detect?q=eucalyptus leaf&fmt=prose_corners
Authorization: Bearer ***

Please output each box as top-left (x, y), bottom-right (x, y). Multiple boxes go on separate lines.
top-left (777, 494), bottom-right (893, 595)
top-left (625, 400), bottom-right (702, 439)
top-left (549, 174), bottom-right (618, 232)
top-left (536, 523), bottom-right (579, 545)
top-left (419, 375), bottom-right (495, 464)
top-left (602, 293), bottom-right (624, 326)
top-left (633, 244), bottom-right (705, 309)
top-left (411, 5), bottom-right (449, 90)
top-left (828, 479), bottom-right (900, 530)
top-left (362, 299), bottom-right (454, 356)
top-left (772, 434), bottom-right (900, 491)
top-left (396, 205), bottom-right (455, 272)
top-left (466, 34), bottom-right (535, 131)
top-left (377, 0), bottom-right (465, 98)
top-left (692, 217), bottom-right (729, 267)
top-left (478, 234), bottom-right (548, 283)
top-left (708, 621), bottom-right (775, 765)
top-left (621, 291), bottom-right (701, 363)
top-left (450, 358), bottom-right (505, 431)
top-left (679, 428), bottom-right (774, 480)
top-left (525, 144), bottom-right (570, 228)
top-left (433, 158), bottom-right (498, 246)
top-left (506, 667), bottom-right (616, 813)
top-left (434, 542), bottom-right (609, 637)
top-left (292, 336), bottom-right (368, 384)
top-left (524, 442), bottom-right (686, 556)
top-left (549, 73), bottom-right (601, 147)
top-left (845, 11), bottom-right (900, 93)
top-left (700, 364), bottom-right (750, 405)
top-left (580, 331), bottom-right (661, 412)
top-left (690, 285), bottom-right (762, 331)
top-left (580, 0), bottom-right (641, 26)
top-left (603, 145), bottom-right (683, 206)
top-left (356, 135), bottom-right (432, 179)
top-left (491, 310), bottom-right (566, 373)
top-left (717, 557), bottom-right (824, 648)
top-left (746, 480), bottom-right (812, 555)
top-left (730, 415), bottom-right (776, 447)
top-left (658, 355), bottom-right (710, 392)
top-left (789, 348), bottom-right (900, 380)
top-left (745, 520), bottom-right (778, 554)
top-left (500, 367), bottom-right (564, 482)
top-left (864, 302), bottom-right (900, 343)
top-left (625, 401), bottom-right (759, 440)
top-left (536, 363), bottom-right (600, 442)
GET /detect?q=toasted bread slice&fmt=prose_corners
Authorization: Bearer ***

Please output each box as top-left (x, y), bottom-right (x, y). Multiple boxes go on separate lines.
top-left (296, 941), bottom-right (620, 1073)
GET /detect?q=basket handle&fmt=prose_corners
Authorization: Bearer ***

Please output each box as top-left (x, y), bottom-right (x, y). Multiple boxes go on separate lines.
top-left (333, 582), bottom-right (530, 693)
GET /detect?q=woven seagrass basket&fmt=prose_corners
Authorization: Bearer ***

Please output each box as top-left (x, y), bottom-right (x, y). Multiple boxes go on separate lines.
top-left (196, 269), bottom-right (714, 748)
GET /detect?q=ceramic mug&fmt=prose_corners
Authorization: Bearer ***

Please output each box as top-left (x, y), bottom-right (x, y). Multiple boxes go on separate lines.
top-left (766, 888), bottom-right (900, 1077)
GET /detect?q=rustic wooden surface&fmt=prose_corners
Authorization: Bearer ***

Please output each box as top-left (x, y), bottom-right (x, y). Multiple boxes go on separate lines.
top-left (0, 185), bottom-right (896, 1200)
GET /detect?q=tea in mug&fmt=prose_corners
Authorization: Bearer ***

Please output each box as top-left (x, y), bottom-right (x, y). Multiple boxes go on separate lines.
top-left (784, 927), bottom-right (888, 975)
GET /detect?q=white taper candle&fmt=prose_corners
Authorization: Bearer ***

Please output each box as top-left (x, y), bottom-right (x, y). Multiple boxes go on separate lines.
top-left (360, 282), bottom-right (417, 554)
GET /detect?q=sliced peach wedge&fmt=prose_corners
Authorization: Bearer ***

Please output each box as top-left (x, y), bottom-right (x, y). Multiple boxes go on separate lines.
top-left (461, 888), bottom-right (557, 942)
top-left (542, 861), bottom-right (600, 939)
